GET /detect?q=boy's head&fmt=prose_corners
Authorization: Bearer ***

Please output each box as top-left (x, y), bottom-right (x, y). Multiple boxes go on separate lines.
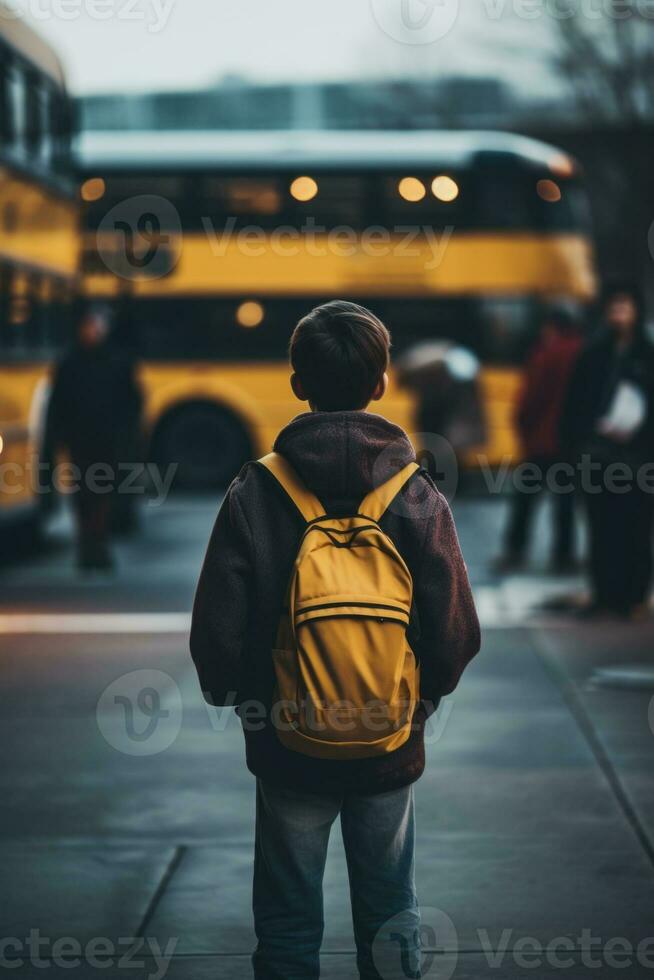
top-left (289, 301), bottom-right (390, 412)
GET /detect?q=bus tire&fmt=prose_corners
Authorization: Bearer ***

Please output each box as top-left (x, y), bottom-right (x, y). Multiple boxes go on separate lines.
top-left (151, 402), bottom-right (253, 491)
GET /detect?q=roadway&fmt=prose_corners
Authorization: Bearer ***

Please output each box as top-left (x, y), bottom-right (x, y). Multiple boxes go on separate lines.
top-left (0, 494), bottom-right (653, 978)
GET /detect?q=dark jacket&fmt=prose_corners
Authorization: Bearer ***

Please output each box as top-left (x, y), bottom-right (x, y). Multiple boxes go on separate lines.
top-left (190, 410), bottom-right (480, 794)
top-left (560, 330), bottom-right (654, 465)
top-left (48, 343), bottom-right (142, 460)
top-left (516, 331), bottom-right (582, 458)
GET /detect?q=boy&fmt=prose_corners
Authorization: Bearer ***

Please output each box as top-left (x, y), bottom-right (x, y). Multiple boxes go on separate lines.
top-left (191, 300), bottom-right (480, 979)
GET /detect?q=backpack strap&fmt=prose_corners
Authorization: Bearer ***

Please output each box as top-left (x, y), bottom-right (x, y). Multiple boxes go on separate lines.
top-left (258, 452), bottom-right (326, 523)
top-left (359, 462), bottom-right (420, 523)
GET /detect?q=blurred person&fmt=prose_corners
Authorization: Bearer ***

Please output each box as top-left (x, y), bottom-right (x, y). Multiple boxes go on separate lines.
top-left (497, 309), bottom-right (583, 572)
top-left (560, 284), bottom-right (654, 618)
top-left (191, 301), bottom-right (480, 980)
top-left (397, 342), bottom-right (486, 479)
top-left (110, 302), bottom-right (145, 536)
top-left (48, 304), bottom-right (142, 570)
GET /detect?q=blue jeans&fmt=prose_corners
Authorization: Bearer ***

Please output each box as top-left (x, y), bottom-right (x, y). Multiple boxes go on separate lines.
top-left (252, 778), bottom-right (419, 980)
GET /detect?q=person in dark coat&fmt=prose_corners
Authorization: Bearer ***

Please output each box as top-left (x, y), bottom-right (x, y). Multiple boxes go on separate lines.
top-left (560, 284), bottom-right (654, 618)
top-left (48, 305), bottom-right (142, 570)
top-left (190, 301), bottom-right (480, 980)
top-left (498, 309), bottom-right (583, 571)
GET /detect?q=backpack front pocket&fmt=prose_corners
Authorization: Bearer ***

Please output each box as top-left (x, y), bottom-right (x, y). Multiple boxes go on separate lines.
top-left (293, 604), bottom-right (416, 746)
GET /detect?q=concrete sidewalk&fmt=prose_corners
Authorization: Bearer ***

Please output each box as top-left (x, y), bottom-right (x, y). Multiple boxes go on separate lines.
top-left (1, 497), bottom-right (653, 978)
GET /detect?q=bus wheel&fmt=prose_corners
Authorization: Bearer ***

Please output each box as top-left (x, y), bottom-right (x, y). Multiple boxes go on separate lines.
top-left (152, 403), bottom-right (253, 491)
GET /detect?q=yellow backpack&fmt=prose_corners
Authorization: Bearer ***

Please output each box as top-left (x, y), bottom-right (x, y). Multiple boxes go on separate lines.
top-left (259, 452), bottom-right (421, 760)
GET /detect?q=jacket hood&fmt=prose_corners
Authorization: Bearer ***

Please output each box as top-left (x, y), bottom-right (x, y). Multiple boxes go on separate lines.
top-left (274, 411), bottom-right (416, 506)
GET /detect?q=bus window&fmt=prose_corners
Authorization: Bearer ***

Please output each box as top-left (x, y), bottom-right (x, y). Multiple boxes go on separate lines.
top-left (534, 178), bottom-right (592, 234)
top-left (0, 66), bottom-right (11, 149)
top-left (52, 93), bottom-right (73, 172)
top-left (88, 175), bottom-right (184, 225)
top-left (30, 276), bottom-right (52, 353)
top-left (5, 271), bottom-right (33, 356)
top-left (475, 167), bottom-right (531, 231)
top-left (289, 175), bottom-right (366, 228)
top-left (26, 73), bottom-right (43, 159)
top-left (7, 64), bottom-right (27, 155)
top-left (475, 162), bottom-right (589, 234)
top-left (102, 175), bottom-right (183, 200)
top-left (192, 176), bottom-right (284, 229)
top-left (0, 265), bottom-right (9, 350)
top-left (39, 85), bottom-right (54, 167)
top-left (378, 299), bottom-right (480, 357)
top-left (223, 177), bottom-right (282, 219)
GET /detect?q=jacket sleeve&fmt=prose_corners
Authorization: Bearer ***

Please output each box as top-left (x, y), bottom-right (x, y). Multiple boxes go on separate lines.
top-left (414, 488), bottom-right (481, 702)
top-left (190, 479), bottom-right (253, 706)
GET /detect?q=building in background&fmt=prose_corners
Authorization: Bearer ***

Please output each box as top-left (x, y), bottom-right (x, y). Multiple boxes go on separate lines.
top-left (79, 76), bottom-right (518, 132)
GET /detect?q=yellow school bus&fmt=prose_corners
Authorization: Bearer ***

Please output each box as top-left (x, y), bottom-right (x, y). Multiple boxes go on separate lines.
top-left (77, 130), bottom-right (597, 486)
top-left (0, 6), bottom-right (78, 527)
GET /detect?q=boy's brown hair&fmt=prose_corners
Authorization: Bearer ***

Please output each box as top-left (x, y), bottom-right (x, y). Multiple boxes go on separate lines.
top-left (289, 301), bottom-right (391, 412)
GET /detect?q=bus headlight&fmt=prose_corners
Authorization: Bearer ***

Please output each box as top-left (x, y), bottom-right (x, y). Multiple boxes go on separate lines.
top-left (236, 301), bottom-right (265, 329)
top-left (432, 175), bottom-right (459, 202)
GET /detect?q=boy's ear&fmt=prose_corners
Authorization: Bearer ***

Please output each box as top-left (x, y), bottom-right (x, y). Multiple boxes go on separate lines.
top-left (371, 372), bottom-right (389, 403)
top-left (290, 373), bottom-right (308, 402)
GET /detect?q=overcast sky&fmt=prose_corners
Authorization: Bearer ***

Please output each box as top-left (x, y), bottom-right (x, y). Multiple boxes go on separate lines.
top-left (24, 0), bottom-right (559, 96)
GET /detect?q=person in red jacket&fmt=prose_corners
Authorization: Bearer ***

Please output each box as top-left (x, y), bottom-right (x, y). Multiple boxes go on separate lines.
top-left (498, 308), bottom-right (583, 572)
